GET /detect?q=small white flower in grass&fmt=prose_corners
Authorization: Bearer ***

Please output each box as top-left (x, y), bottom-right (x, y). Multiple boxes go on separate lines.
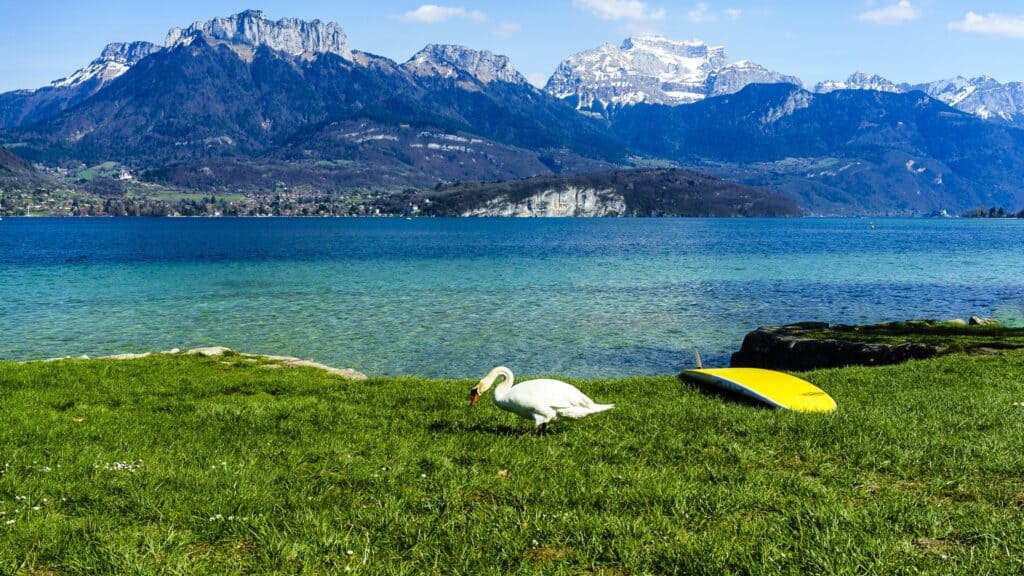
top-left (420, 473), bottom-right (427, 478)
top-left (31, 506), bottom-right (40, 511)
top-left (4, 520), bottom-right (13, 525)
top-left (103, 460), bottom-right (143, 473)
top-left (345, 550), bottom-right (354, 556)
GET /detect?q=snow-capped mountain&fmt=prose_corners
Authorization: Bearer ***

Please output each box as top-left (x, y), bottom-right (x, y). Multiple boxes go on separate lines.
top-left (907, 76), bottom-right (1024, 126)
top-left (813, 73), bottom-right (1023, 127)
top-left (814, 72), bottom-right (902, 94)
top-left (403, 44), bottom-right (528, 87)
top-left (50, 41), bottom-right (162, 90)
top-left (165, 9), bottom-right (352, 59)
top-left (544, 35), bottom-right (800, 114)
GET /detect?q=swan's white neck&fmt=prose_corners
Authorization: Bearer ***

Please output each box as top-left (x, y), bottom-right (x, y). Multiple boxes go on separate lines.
top-left (484, 366), bottom-right (515, 402)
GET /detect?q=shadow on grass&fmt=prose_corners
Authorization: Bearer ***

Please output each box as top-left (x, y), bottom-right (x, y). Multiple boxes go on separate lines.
top-left (678, 374), bottom-right (772, 410)
top-left (428, 420), bottom-right (568, 436)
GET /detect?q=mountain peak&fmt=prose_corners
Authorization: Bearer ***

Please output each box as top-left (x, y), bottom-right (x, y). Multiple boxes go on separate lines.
top-left (99, 41), bottom-right (163, 65)
top-left (404, 44), bottom-right (527, 86)
top-left (815, 72), bottom-right (902, 94)
top-left (165, 10), bottom-right (352, 59)
top-left (51, 41), bottom-right (162, 89)
top-left (545, 35), bottom-right (794, 112)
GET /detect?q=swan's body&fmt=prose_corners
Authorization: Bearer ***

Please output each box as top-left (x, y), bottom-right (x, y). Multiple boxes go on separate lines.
top-left (471, 366), bottom-right (614, 434)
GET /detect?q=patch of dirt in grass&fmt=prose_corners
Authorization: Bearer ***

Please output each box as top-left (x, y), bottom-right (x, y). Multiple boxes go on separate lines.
top-left (1010, 491), bottom-right (1024, 508)
top-left (526, 547), bottom-right (568, 562)
top-left (856, 480), bottom-right (881, 494)
top-left (468, 490), bottom-right (496, 504)
top-left (914, 537), bottom-right (950, 556)
top-left (189, 543), bottom-right (214, 560)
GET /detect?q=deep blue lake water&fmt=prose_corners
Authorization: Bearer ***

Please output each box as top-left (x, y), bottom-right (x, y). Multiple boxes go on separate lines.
top-left (2, 217), bottom-right (1022, 377)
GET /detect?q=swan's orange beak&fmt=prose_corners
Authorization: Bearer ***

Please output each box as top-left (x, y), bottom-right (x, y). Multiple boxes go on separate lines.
top-left (469, 387), bottom-right (480, 406)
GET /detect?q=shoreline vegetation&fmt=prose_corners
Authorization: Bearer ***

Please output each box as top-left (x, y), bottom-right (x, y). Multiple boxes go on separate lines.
top-left (2, 323), bottom-right (1023, 572)
top-left (3, 196), bottom-right (1022, 219)
top-left (3, 168), bottom-right (800, 218)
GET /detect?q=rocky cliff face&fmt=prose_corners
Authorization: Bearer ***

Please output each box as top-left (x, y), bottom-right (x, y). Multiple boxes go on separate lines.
top-left (545, 35), bottom-right (798, 113)
top-left (50, 41), bottom-right (162, 90)
top-left (165, 9), bottom-right (352, 59)
top-left (461, 187), bottom-right (627, 217)
top-left (100, 42), bottom-right (164, 66)
top-left (403, 44), bottom-right (527, 86)
top-left (708, 61), bottom-right (802, 97)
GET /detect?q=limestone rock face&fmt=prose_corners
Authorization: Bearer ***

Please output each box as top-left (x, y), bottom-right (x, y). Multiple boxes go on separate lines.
top-left (461, 187), bottom-right (627, 217)
top-left (166, 9), bottom-right (352, 59)
top-left (50, 41), bottom-right (162, 90)
top-left (404, 44), bottom-right (528, 86)
top-left (99, 42), bottom-right (164, 66)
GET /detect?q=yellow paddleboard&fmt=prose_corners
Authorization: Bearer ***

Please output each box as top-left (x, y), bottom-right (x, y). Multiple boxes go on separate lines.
top-left (682, 368), bottom-right (836, 413)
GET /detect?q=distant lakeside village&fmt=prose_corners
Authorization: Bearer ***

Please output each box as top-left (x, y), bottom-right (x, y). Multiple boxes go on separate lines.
top-left (3, 184), bottom-right (1022, 219)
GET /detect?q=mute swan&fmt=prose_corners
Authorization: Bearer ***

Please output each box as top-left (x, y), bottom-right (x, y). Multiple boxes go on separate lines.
top-left (470, 366), bottom-right (614, 434)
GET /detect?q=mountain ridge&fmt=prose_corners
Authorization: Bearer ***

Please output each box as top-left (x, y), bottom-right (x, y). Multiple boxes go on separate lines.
top-left (2, 10), bottom-right (1024, 216)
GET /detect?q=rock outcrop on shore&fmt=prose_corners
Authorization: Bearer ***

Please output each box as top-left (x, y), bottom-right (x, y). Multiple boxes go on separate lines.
top-left (730, 319), bottom-right (1024, 371)
top-left (730, 322), bottom-right (942, 371)
top-left (25, 346), bottom-right (367, 380)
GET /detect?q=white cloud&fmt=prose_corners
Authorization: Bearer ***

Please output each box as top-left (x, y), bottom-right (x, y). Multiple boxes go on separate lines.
top-left (572, 0), bottom-right (665, 22)
top-left (398, 5), bottom-right (488, 24)
top-left (685, 3), bottom-right (743, 24)
top-left (492, 21), bottom-right (522, 38)
top-left (949, 12), bottom-right (1024, 38)
top-left (858, 1), bottom-right (921, 26)
top-left (688, 2), bottom-right (716, 23)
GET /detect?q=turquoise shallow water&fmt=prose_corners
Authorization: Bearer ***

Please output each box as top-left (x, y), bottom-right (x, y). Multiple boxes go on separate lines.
top-left (2, 217), bottom-right (1022, 377)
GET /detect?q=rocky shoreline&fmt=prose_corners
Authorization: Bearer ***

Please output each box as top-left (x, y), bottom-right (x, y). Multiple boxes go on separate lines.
top-left (730, 323), bottom-right (940, 371)
top-left (23, 346), bottom-right (367, 380)
top-left (730, 318), bottom-right (1019, 371)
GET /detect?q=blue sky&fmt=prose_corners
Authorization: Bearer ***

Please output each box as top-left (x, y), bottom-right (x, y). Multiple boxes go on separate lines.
top-left (2, 1), bottom-right (1023, 92)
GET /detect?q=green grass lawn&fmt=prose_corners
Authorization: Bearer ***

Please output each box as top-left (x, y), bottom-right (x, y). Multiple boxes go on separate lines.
top-left (74, 162), bottom-right (122, 182)
top-left (1, 352), bottom-right (1023, 574)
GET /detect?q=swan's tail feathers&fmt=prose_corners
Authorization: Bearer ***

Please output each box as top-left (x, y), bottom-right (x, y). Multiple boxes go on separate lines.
top-left (558, 403), bottom-right (615, 419)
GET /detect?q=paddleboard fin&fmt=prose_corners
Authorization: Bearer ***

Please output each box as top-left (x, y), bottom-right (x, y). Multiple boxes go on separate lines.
top-left (692, 348), bottom-right (703, 369)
